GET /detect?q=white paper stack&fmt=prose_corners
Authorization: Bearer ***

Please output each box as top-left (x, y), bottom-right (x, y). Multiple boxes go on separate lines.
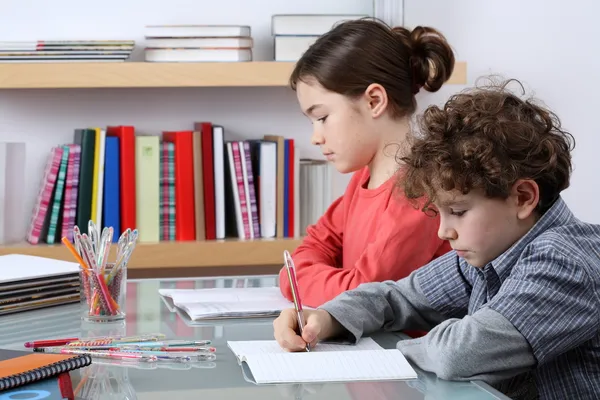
top-left (158, 286), bottom-right (295, 320)
top-left (0, 254), bottom-right (80, 316)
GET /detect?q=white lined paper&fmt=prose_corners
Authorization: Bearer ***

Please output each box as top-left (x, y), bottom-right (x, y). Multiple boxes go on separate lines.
top-left (244, 349), bottom-right (417, 384)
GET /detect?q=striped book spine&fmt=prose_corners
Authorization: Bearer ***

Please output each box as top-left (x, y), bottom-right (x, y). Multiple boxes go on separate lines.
top-left (231, 142), bottom-right (250, 239)
top-left (160, 143), bottom-right (169, 241)
top-left (26, 147), bottom-right (63, 244)
top-left (46, 145), bottom-right (70, 243)
top-left (61, 144), bottom-right (81, 242)
top-left (167, 143), bottom-right (175, 241)
top-left (243, 141), bottom-right (261, 238)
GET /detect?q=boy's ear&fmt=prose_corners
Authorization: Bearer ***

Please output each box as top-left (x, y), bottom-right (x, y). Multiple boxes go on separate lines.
top-left (511, 179), bottom-right (539, 220)
top-left (363, 83), bottom-right (388, 118)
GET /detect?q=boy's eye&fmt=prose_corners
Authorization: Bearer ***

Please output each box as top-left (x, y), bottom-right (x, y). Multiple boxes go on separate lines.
top-left (317, 116), bottom-right (328, 123)
top-left (450, 210), bottom-right (466, 216)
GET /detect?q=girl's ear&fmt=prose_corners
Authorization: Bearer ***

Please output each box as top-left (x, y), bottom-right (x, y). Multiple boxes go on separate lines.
top-left (363, 83), bottom-right (389, 118)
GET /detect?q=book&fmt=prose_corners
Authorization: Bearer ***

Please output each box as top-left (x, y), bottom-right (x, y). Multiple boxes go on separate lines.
top-left (0, 348), bottom-right (91, 391)
top-left (271, 14), bottom-right (369, 36)
top-left (145, 25), bottom-right (251, 38)
top-left (144, 48), bottom-right (252, 62)
top-left (227, 337), bottom-right (418, 384)
top-left (0, 254), bottom-right (79, 284)
top-left (158, 287), bottom-right (294, 320)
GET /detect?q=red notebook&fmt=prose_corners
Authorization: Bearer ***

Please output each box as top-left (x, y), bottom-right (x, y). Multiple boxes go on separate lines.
top-left (162, 130), bottom-right (196, 241)
top-left (106, 125), bottom-right (136, 232)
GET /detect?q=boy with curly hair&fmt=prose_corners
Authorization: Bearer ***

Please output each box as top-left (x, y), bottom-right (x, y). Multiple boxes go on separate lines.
top-left (273, 80), bottom-right (600, 399)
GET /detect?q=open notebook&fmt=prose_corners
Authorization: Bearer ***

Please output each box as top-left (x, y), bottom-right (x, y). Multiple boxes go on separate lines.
top-left (158, 287), bottom-right (296, 320)
top-left (227, 337), bottom-right (417, 384)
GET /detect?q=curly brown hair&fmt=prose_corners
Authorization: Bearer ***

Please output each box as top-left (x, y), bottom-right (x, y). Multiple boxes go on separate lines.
top-left (399, 78), bottom-right (575, 215)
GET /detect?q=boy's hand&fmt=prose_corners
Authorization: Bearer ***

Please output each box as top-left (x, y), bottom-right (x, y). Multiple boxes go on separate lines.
top-left (273, 308), bottom-right (340, 351)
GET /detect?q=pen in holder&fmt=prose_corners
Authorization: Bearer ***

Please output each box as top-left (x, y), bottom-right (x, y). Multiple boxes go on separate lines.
top-left (62, 220), bottom-right (138, 322)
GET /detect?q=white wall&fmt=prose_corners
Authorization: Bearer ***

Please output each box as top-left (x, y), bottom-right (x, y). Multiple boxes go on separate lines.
top-left (0, 0), bottom-right (373, 232)
top-left (405, 0), bottom-right (600, 222)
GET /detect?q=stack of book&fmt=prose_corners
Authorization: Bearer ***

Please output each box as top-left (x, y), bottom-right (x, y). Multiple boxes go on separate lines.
top-left (272, 14), bottom-right (368, 61)
top-left (0, 40), bottom-right (135, 63)
top-left (143, 25), bottom-right (253, 62)
top-left (27, 124), bottom-right (334, 245)
top-left (0, 254), bottom-right (80, 316)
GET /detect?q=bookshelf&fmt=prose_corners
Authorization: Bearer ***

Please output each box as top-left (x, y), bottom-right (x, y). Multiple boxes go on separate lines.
top-left (0, 60), bottom-right (467, 270)
top-left (0, 61), bottom-right (467, 89)
top-left (0, 238), bottom-right (302, 268)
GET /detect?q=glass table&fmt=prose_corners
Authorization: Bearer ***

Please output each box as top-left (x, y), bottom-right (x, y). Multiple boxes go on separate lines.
top-left (0, 275), bottom-right (511, 399)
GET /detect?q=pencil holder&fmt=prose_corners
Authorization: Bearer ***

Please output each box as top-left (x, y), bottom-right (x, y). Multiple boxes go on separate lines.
top-left (79, 262), bottom-right (127, 322)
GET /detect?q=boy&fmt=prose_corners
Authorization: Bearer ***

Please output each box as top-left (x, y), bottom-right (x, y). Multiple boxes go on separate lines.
top-left (273, 80), bottom-right (600, 400)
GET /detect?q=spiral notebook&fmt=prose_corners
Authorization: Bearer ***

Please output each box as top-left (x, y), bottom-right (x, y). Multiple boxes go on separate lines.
top-left (0, 348), bottom-right (92, 391)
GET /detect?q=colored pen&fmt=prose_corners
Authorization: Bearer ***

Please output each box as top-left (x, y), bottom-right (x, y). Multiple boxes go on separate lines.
top-left (105, 340), bottom-right (212, 348)
top-left (119, 346), bottom-right (216, 352)
top-left (24, 338), bottom-right (79, 348)
top-left (35, 347), bottom-right (158, 362)
top-left (65, 334), bottom-right (167, 347)
top-left (38, 345), bottom-right (216, 353)
top-left (283, 250), bottom-right (310, 352)
top-left (120, 351), bottom-right (217, 362)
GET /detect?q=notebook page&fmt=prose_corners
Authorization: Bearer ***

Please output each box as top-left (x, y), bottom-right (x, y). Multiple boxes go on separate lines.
top-left (228, 337), bottom-right (382, 359)
top-left (244, 349), bottom-right (417, 384)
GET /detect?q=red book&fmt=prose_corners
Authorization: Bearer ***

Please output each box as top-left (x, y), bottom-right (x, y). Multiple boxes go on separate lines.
top-left (106, 126), bottom-right (136, 232)
top-left (162, 131), bottom-right (196, 241)
top-left (195, 122), bottom-right (216, 240)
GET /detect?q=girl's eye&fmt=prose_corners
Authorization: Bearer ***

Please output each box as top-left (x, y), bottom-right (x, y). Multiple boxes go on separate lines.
top-left (317, 116), bottom-right (328, 123)
top-left (451, 210), bottom-right (466, 217)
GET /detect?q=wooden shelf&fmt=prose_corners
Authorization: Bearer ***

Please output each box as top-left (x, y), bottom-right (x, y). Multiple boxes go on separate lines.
top-left (0, 61), bottom-right (467, 89)
top-left (0, 238), bottom-right (302, 269)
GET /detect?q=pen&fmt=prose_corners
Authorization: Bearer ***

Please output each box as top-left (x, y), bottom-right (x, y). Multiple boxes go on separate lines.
top-left (41, 345), bottom-right (216, 353)
top-left (35, 347), bottom-right (158, 362)
top-left (105, 340), bottom-right (212, 348)
top-left (283, 250), bottom-right (310, 352)
top-left (118, 346), bottom-right (216, 352)
top-left (24, 338), bottom-right (79, 348)
top-left (120, 350), bottom-right (217, 362)
top-left (65, 334), bottom-right (167, 347)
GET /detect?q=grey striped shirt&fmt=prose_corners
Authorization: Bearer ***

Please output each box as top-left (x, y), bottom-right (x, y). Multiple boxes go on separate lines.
top-left (321, 197), bottom-right (600, 399)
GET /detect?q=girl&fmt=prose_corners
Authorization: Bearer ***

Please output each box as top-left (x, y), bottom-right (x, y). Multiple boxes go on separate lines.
top-left (280, 18), bottom-right (453, 308)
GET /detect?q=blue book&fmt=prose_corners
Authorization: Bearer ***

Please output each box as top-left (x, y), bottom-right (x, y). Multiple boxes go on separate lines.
top-left (103, 136), bottom-right (121, 241)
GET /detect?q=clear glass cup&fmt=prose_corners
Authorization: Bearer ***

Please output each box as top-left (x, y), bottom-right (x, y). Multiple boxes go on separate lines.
top-left (79, 262), bottom-right (127, 322)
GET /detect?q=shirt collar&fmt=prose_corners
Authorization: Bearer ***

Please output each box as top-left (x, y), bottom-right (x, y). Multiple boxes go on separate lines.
top-left (483, 196), bottom-right (574, 282)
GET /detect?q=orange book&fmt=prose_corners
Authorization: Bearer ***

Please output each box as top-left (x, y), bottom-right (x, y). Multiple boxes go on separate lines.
top-left (162, 131), bottom-right (196, 241)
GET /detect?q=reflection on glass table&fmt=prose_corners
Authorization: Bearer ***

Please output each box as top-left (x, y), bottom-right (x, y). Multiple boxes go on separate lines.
top-left (0, 275), bottom-right (510, 400)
